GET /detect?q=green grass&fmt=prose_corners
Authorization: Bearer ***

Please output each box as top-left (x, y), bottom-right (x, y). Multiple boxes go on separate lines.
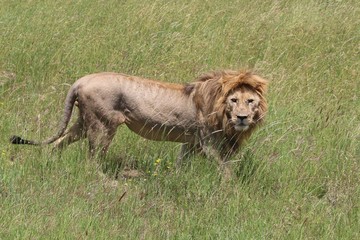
top-left (1, 0), bottom-right (359, 239)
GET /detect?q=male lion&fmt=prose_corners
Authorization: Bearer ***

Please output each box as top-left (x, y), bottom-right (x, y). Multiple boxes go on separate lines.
top-left (10, 70), bottom-right (268, 177)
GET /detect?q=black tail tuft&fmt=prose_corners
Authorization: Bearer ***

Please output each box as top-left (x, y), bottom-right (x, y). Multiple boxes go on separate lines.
top-left (10, 135), bottom-right (22, 144)
top-left (10, 135), bottom-right (34, 145)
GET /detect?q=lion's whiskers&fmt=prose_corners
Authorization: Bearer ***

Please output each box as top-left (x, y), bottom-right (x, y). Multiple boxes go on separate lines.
top-left (255, 113), bottom-right (266, 123)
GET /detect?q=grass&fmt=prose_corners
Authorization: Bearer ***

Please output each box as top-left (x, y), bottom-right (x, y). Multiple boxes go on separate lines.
top-left (1, 0), bottom-right (359, 239)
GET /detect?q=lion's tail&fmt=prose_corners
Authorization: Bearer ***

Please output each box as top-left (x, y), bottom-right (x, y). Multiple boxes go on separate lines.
top-left (10, 84), bottom-right (78, 146)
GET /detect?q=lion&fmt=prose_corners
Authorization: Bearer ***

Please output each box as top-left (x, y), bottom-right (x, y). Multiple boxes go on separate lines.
top-left (10, 70), bottom-right (268, 178)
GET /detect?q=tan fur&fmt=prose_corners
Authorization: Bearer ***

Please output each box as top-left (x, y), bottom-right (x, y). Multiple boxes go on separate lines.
top-left (11, 70), bottom-right (268, 178)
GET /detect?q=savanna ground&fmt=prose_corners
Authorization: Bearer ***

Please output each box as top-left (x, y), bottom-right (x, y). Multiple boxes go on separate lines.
top-left (0, 0), bottom-right (359, 239)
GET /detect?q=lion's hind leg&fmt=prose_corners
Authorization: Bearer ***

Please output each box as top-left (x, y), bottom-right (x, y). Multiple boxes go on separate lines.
top-left (85, 110), bottom-right (125, 158)
top-left (87, 124), bottom-right (116, 157)
top-left (53, 116), bottom-right (85, 151)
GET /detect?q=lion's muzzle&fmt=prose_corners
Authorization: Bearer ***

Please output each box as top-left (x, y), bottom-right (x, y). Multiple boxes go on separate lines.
top-left (233, 114), bottom-right (251, 131)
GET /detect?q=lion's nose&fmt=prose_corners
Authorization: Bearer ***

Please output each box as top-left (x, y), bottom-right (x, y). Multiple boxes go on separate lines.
top-left (237, 115), bottom-right (248, 121)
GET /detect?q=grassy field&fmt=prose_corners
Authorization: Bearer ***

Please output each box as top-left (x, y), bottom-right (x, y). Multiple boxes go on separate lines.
top-left (1, 0), bottom-right (359, 238)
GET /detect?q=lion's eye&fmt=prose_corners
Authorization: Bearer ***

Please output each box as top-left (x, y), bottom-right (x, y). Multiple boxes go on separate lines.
top-left (230, 98), bottom-right (238, 103)
top-left (247, 99), bottom-right (254, 104)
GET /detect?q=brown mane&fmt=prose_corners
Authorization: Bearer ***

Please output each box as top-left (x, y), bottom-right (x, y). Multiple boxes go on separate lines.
top-left (192, 70), bottom-right (268, 155)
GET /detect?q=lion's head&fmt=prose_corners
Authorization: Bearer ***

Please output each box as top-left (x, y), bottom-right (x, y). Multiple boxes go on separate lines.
top-left (224, 84), bottom-right (263, 131)
top-left (190, 70), bottom-right (268, 151)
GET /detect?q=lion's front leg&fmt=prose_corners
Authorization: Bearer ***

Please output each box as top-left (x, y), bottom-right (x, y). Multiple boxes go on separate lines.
top-left (176, 143), bottom-right (202, 167)
top-left (197, 130), bottom-right (232, 179)
top-left (201, 143), bottom-right (233, 180)
top-left (176, 141), bottom-right (206, 171)
top-left (176, 144), bottom-right (190, 167)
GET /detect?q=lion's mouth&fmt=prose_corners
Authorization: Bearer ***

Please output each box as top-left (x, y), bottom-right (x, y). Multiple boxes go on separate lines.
top-left (230, 117), bottom-right (250, 131)
top-left (228, 117), bottom-right (250, 131)
top-left (234, 123), bottom-right (249, 131)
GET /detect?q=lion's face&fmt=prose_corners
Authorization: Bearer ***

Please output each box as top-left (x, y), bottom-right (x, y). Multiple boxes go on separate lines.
top-left (225, 86), bottom-right (261, 131)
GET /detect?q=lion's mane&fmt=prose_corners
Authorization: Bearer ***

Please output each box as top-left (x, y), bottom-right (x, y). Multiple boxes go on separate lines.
top-left (188, 70), bottom-right (268, 156)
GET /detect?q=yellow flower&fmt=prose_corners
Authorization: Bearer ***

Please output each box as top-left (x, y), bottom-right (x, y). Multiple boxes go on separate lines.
top-left (154, 158), bottom-right (162, 166)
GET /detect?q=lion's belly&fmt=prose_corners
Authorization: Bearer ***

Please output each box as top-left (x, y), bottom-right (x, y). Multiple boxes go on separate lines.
top-left (123, 109), bottom-right (198, 143)
top-left (125, 121), bottom-right (197, 143)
